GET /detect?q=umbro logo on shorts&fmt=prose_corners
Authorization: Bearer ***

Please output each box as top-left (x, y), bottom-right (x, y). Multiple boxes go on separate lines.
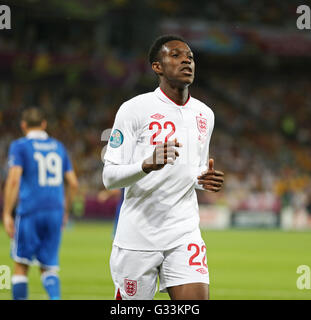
top-left (196, 268), bottom-right (208, 274)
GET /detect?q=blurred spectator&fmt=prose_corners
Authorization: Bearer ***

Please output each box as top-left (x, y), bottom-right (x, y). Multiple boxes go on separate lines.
top-left (0, 0), bottom-right (310, 216)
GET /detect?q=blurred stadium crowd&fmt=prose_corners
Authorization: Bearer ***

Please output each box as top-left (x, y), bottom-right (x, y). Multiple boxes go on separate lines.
top-left (0, 0), bottom-right (310, 219)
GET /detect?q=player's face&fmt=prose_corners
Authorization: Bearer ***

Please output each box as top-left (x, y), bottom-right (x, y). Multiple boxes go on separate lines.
top-left (157, 40), bottom-right (195, 87)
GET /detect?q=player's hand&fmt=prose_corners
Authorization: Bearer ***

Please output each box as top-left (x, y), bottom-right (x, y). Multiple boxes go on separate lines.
top-left (62, 211), bottom-right (69, 229)
top-left (197, 159), bottom-right (224, 192)
top-left (3, 213), bottom-right (15, 238)
top-left (142, 138), bottom-right (182, 174)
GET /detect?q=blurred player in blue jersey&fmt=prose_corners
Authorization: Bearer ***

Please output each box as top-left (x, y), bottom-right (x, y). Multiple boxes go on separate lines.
top-left (2, 107), bottom-right (79, 300)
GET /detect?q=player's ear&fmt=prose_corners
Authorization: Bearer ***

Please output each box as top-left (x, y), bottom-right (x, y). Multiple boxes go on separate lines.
top-left (20, 120), bottom-right (27, 134)
top-left (152, 61), bottom-right (163, 76)
top-left (41, 120), bottom-right (47, 130)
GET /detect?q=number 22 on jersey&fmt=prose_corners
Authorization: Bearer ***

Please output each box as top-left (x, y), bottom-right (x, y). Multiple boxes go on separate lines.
top-left (149, 121), bottom-right (176, 145)
top-left (33, 152), bottom-right (62, 186)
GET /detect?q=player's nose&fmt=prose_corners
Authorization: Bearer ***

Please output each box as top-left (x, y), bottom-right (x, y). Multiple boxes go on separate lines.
top-left (181, 57), bottom-right (191, 64)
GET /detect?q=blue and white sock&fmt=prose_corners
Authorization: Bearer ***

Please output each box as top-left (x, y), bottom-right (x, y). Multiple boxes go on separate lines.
top-left (12, 275), bottom-right (28, 300)
top-left (41, 271), bottom-right (61, 300)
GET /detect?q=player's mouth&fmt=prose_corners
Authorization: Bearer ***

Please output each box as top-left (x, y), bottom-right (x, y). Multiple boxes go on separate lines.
top-left (180, 66), bottom-right (193, 76)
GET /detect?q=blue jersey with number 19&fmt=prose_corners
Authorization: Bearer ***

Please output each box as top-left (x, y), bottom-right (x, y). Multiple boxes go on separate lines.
top-left (8, 130), bottom-right (72, 216)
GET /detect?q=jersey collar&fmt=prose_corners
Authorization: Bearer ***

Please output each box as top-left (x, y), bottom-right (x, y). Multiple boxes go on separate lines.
top-left (155, 87), bottom-right (191, 107)
top-left (26, 130), bottom-right (48, 140)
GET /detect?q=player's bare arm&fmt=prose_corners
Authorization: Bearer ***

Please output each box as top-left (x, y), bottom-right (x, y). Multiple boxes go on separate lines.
top-left (2, 166), bottom-right (23, 238)
top-left (197, 159), bottom-right (224, 192)
top-left (142, 138), bottom-right (182, 174)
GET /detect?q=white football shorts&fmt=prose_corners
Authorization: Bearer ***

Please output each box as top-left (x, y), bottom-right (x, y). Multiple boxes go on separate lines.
top-left (110, 236), bottom-right (210, 300)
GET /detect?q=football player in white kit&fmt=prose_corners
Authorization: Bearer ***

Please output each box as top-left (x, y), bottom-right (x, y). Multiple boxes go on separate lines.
top-left (103, 35), bottom-right (224, 300)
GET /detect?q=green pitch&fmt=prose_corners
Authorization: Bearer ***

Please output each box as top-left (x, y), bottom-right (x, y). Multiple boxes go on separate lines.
top-left (1, 222), bottom-right (311, 300)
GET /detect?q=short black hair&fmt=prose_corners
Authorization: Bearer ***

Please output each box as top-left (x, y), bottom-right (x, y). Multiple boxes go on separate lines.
top-left (148, 34), bottom-right (187, 65)
top-left (22, 107), bottom-right (45, 127)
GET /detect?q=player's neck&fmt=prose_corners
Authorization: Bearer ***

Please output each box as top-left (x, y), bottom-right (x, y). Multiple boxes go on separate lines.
top-left (159, 83), bottom-right (189, 106)
top-left (25, 127), bottom-right (45, 135)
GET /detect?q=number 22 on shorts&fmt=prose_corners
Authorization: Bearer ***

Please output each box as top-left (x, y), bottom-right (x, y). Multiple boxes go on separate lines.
top-left (187, 243), bottom-right (207, 268)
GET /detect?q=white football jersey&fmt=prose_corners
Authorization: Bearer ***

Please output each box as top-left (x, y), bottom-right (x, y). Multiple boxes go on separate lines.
top-left (104, 87), bottom-right (215, 250)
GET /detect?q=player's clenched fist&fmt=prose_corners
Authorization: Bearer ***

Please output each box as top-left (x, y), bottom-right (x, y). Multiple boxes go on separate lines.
top-left (3, 213), bottom-right (15, 239)
top-left (142, 138), bottom-right (182, 174)
top-left (197, 158), bottom-right (224, 192)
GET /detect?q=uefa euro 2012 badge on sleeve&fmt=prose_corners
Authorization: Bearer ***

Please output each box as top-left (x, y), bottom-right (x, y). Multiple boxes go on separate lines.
top-left (110, 129), bottom-right (124, 148)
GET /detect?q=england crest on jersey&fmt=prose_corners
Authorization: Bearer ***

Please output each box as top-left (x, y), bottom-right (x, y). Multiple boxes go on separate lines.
top-left (196, 115), bottom-right (207, 135)
top-left (124, 279), bottom-right (137, 296)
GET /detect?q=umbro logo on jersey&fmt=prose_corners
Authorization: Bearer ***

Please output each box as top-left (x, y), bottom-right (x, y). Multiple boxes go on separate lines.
top-left (151, 113), bottom-right (165, 120)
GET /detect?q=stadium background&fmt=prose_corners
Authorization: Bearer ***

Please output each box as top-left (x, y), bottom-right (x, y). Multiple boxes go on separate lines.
top-left (0, 0), bottom-right (311, 300)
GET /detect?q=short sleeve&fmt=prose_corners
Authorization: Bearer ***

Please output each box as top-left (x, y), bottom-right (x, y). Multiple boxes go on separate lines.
top-left (8, 141), bottom-right (24, 168)
top-left (104, 102), bottom-right (139, 165)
